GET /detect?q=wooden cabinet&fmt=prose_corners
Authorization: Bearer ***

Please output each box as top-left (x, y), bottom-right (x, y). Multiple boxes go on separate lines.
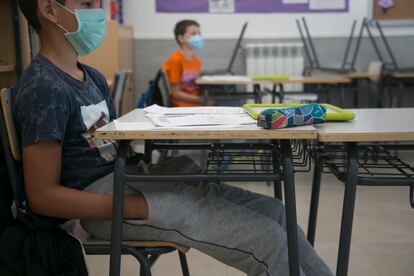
top-left (0, 0), bottom-right (17, 89)
top-left (0, 0), bottom-right (31, 89)
top-left (79, 21), bottom-right (135, 115)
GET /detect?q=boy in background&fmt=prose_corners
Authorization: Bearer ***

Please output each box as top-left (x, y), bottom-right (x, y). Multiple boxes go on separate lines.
top-left (163, 20), bottom-right (205, 107)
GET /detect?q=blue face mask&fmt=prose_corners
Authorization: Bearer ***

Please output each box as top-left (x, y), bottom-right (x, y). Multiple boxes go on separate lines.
top-left (55, 1), bottom-right (106, 56)
top-left (188, 35), bottom-right (205, 49)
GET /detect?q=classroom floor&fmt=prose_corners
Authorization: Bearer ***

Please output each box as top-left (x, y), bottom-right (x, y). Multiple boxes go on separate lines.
top-left (85, 151), bottom-right (414, 276)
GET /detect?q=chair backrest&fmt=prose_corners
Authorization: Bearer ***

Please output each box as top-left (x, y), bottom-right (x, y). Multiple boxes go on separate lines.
top-left (111, 70), bottom-right (130, 117)
top-left (301, 17), bottom-right (320, 70)
top-left (0, 88), bottom-right (23, 209)
top-left (152, 69), bottom-right (171, 107)
top-left (1, 88), bottom-right (21, 161)
top-left (341, 20), bottom-right (357, 71)
top-left (367, 61), bottom-right (384, 83)
top-left (296, 18), bottom-right (317, 71)
top-left (226, 22), bottom-right (248, 75)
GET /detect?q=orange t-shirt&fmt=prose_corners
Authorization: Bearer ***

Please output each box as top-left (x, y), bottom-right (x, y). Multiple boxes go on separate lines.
top-left (162, 50), bottom-right (202, 107)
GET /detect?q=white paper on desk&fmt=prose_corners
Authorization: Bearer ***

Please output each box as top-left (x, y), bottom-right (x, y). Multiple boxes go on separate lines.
top-left (147, 114), bottom-right (256, 127)
top-left (199, 75), bottom-right (252, 82)
top-left (309, 0), bottom-right (345, 10)
top-left (144, 104), bottom-right (244, 115)
top-left (114, 120), bottom-right (157, 131)
top-left (161, 124), bottom-right (243, 129)
top-left (113, 120), bottom-right (243, 130)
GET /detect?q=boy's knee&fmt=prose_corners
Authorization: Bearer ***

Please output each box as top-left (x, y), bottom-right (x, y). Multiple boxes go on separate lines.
top-left (260, 197), bottom-right (286, 222)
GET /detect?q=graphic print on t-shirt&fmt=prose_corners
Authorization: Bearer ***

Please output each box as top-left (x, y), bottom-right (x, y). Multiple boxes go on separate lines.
top-left (80, 100), bottom-right (116, 162)
top-left (181, 70), bottom-right (198, 92)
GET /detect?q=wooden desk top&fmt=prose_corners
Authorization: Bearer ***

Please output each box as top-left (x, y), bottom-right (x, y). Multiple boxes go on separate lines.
top-left (390, 72), bottom-right (414, 79)
top-left (272, 76), bottom-right (351, 84)
top-left (337, 71), bottom-right (414, 80)
top-left (316, 108), bottom-right (414, 142)
top-left (195, 76), bottom-right (351, 86)
top-left (309, 70), bottom-right (374, 80)
top-left (340, 72), bottom-right (374, 79)
top-left (95, 109), bottom-right (317, 140)
top-left (196, 78), bottom-right (267, 85)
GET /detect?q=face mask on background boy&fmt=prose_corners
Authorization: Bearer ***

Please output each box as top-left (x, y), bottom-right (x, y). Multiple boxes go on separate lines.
top-left (188, 35), bottom-right (205, 49)
top-left (54, 0), bottom-right (106, 56)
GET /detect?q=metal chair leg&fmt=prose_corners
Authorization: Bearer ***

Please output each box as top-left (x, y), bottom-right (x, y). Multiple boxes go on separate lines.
top-left (120, 247), bottom-right (152, 276)
top-left (178, 251), bottom-right (190, 276)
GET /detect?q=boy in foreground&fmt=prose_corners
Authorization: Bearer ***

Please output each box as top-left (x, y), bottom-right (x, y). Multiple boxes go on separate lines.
top-left (14, 1), bottom-right (332, 275)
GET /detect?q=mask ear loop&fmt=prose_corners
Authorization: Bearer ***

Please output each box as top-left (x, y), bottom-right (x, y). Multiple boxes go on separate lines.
top-left (54, 0), bottom-right (75, 14)
top-left (53, 0), bottom-right (76, 34)
top-left (56, 22), bottom-right (70, 33)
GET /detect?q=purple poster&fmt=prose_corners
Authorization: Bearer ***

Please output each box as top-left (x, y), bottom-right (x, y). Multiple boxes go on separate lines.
top-left (156, 0), bottom-right (208, 13)
top-left (156, 0), bottom-right (349, 13)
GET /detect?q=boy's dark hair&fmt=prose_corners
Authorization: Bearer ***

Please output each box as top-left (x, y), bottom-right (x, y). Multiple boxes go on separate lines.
top-left (18, 0), bottom-right (65, 31)
top-left (174, 20), bottom-right (200, 45)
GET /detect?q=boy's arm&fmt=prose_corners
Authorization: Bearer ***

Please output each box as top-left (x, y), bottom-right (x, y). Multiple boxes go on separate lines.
top-left (23, 140), bottom-right (148, 220)
top-left (170, 84), bottom-right (203, 104)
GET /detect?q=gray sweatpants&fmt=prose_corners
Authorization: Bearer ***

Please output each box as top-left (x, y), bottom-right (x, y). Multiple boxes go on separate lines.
top-left (81, 158), bottom-right (332, 276)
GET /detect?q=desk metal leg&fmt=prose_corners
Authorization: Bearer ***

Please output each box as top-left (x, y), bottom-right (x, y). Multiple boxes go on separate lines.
top-left (279, 84), bottom-right (285, 104)
top-left (336, 142), bottom-right (358, 276)
top-left (144, 140), bottom-right (152, 163)
top-left (202, 87), bottom-right (209, 105)
top-left (377, 82), bottom-right (385, 108)
top-left (325, 86), bottom-right (331, 104)
top-left (253, 84), bottom-right (262, 103)
top-left (109, 140), bottom-right (129, 276)
top-left (397, 81), bottom-right (404, 108)
top-left (280, 139), bottom-right (300, 276)
top-left (272, 84), bottom-right (277, 103)
top-left (307, 156), bottom-right (322, 246)
top-left (339, 85), bottom-right (345, 108)
top-left (272, 140), bottom-right (283, 201)
top-left (352, 80), bottom-right (359, 108)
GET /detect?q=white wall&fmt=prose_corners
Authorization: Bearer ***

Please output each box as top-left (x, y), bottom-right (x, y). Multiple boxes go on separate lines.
top-left (123, 0), bottom-right (414, 39)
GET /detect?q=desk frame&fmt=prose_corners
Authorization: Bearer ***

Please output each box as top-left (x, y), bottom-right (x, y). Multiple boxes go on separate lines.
top-left (308, 141), bottom-right (414, 276)
top-left (197, 77), bottom-right (351, 107)
top-left (107, 139), bottom-right (303, 276)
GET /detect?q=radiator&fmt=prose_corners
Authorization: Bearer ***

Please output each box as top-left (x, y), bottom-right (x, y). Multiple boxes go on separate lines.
top-left (245, 43), bottom-right (304, 100)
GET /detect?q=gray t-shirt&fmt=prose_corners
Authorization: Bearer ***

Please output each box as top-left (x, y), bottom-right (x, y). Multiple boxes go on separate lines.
top-left (13, 55), bottom-right (117, 190)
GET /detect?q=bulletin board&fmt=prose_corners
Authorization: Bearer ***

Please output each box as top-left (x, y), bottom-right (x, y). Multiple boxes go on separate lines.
top-left (373, 0), bottom-right (414, 21)
top-left (155, 0), bottom-right (349, 14)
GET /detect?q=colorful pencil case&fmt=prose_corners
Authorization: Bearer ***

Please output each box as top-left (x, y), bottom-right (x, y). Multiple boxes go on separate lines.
top-left (257, 104), bottom-right (327, 129)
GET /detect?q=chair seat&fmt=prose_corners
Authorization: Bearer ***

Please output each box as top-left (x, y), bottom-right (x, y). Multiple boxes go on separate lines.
top-left (83, 238), bottom-right (190, 253)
